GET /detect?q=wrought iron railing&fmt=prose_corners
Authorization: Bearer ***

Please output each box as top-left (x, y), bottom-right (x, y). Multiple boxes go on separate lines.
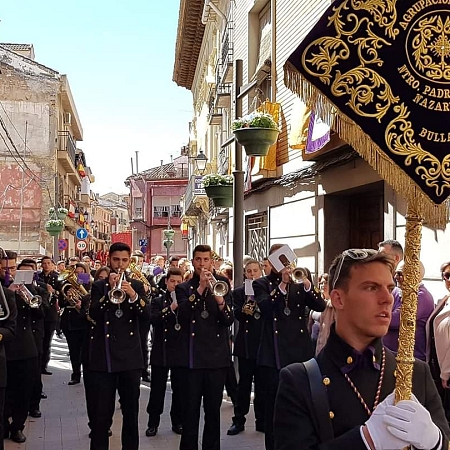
top-left (57, 131), bottom-right (77, 166)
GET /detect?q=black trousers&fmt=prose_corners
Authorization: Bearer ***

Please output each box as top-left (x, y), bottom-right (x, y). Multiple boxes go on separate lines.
top-left (139, 320), bottom-right (151, 377)
top-left (42, 320), bottom-right (57, 370)
top-left (232, 357), bottom-right (266, 427)
top-left (63, 329), bottom-right (84, 379)
top-left (179, 367), bottom-right (227, 450)
top-left (5, 357), bottom-right (38, 433)
top-left (259, 366), bottom-right (279, 450)
top-left (0, 388), bottom-right (5, 450)
top-left (225, 362), bottom-right (237, 404)
top-left (29, 353), bottom-right (43, 411)
top-left (146, 365), bottom-right (183, 428)
top-left (89, 369), bottom-right (141, 450)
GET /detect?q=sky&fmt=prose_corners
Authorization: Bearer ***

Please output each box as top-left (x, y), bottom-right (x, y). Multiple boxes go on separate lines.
top-left (0, 0), bottom-right (193, 195)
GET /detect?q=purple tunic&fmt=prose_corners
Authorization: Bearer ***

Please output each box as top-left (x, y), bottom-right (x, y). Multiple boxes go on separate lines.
top-left (383, 284), bottom-right (435, 360)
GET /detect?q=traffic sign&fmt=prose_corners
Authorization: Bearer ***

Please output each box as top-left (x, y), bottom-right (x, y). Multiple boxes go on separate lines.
top-left (76, 228), bottom-right (88, 240)
top-left (58, 239), bottom-right (68, 251)
top-left (139, 239), bottom-right (148, 246)
top-left (76, 241), bottom-right (87, 251)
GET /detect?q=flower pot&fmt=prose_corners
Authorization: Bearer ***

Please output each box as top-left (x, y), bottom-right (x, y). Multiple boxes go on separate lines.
top-left (233, 128), bottom-right (280, 157)
top-left (205, 185), bottom-right (233, 207)
top-left (57, 212), bottom-right (68, 220)
top-left (45, 224), bottom-right (64, 236)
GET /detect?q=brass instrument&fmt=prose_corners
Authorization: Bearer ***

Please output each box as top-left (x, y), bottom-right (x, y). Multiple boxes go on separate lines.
top-left (291, 267), bottom-right (309, 284)
top-left (242, 295), bottom-right (261, 319)
top-left (207, 271), bottom-right (229, 296)
top-left (58, 267), bottom-right (89, 306)
top-left (109, 270), bottom-right (126, 304)
top-left (128, 256), bottom-right (151, 287)
top-left (17, 283), bottom-right (42, 308)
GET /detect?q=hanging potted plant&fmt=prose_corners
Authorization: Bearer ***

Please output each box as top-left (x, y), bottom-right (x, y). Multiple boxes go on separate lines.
top-left (45, 219), bottom-right (65, 236)
top-left (203, 174), bottom-right (233, 207)
top-left (56, 207), bottom-right (68, 220)
top-left (232, 111), bottom-right (280, 157)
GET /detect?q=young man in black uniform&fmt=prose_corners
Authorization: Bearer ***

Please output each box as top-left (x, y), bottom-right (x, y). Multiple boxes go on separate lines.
top-left (176, 244), bottom-right (234, 450)
top-left (274, 249), bottom-right (450, 450)
top-left (37, 256), bottom-right (60, 375)
top-left (146, 267), bottom-right (184, 437)
top-left (227, 259), bottom-right (265, 435)
top-left (88, 242), bottom-right (149, 450)
top-left (254, 243), bottom-right (326, 450)
top-left (1, 251), bottom-right (40, 443)
top-left (0, 252), bottom-right (17, 450)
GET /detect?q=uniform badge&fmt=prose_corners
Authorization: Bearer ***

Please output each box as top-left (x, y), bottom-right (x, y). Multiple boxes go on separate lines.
top-left (314, 286), bottom-right (320, 294)
top-left (99, 296), bottom-right (105, 303)
top-left (189, 294), bottom-right (196, 302)
top-left (162, 307), bottom-right (168, 313)
top-left (140, 299), bottom-right (146, 307)
top-left (270, 289), bottom-right (276, 296)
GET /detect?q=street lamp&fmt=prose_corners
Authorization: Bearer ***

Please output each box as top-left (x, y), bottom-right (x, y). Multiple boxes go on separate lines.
top-left (163, 227), bottom-right (175, 262)
top-left (194, 150), bottom-right (208, 175)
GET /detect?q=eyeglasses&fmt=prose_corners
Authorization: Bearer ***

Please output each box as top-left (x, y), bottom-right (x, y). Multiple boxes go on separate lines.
top-left (331, 249), bottom-right (375, 290)
top-left (442, 272), bottom-right (450, 281)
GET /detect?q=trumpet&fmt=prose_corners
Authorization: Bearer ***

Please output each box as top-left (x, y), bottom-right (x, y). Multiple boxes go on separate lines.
top-left (206, 271), bottom-right (229, 297)
top-left (17, 283), bottom-right (42, 308)
top-left (291, 267), bottom-right (309, 284)
top-left (109, 270), bottom-right (126, 304)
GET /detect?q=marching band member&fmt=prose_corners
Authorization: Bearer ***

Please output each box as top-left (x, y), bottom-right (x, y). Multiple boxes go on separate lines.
top-left (176, 244), bottom-right (234, 450)
top-left (1, 251), bottom-right (40, 443)
top-left (88, 242), bottom-right (149, 450)
top-left (146, 267), bottom-right (184, 437)
top-left (37, 256), bottom-right (60, 376)
top-left (228, 259), bottom-right (265, 435)
top-left (254, 244), bottom-right (326, 450)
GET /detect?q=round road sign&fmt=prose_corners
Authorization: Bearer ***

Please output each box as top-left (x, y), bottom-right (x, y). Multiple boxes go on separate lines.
top-left (76, 241), bottom-right (87, 251)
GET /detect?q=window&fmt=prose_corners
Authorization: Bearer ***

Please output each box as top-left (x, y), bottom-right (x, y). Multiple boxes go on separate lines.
top-left (253, 3), bottom-right (271, 83)
top-left (153, 206), bottom-right (169, 217)
top-left (171, 205), bottom-right (182, 217)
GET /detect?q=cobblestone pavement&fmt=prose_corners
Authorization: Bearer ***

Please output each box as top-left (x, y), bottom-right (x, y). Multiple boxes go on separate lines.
top-left (5, 335), bottom-right (265, 450)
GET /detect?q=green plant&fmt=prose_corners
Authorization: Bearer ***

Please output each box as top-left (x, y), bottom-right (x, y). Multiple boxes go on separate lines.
top-left (58, 207), bottom-right (68, 214)
top-left (202, 174), bottom-right (233, 187)
top-left (232, 111), bottom-right (279, 131)
top-left (45, 219), bottom-right (65, 227)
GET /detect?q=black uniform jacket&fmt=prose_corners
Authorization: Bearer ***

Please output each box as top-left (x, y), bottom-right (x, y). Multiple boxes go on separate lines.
top-left (37, 270), bottom-right (60, 322)
top-left (29, 283), bottom-right (48, 355)
top-left (5, 292), bottom-right (39, 361)
top-left (59, 291), bottom-right (90, 332)
top-left (274, 326), bottom-right (450, 450)
top-left (150, 291), bottom-right (188, 368)
top-left (176, 272), bottom-right (234, 369)
top-left (0, 288), bottom-right (17, 387)
top-left (232, 285), bottom-right (263, 360)
top-left (253, 271), bottom-right (326, 369)
top-left (88, 277), bottom-right (150, 373)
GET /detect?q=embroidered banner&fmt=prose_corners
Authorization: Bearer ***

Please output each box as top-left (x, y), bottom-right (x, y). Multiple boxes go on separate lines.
top-left (284, 0), bottom-right (450, 223)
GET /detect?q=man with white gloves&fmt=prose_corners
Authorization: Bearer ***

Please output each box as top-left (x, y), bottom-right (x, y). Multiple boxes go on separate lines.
top-left (274, 249), bottom-right (450, 449)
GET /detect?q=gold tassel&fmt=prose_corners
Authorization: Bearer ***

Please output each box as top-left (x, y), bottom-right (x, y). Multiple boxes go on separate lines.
top-left (283, 64), bottom-right (448, 229)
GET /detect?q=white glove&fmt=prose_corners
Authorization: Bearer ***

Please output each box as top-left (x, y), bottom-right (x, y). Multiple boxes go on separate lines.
top-left (383, 395), bottom-right (441, 450)
top-left (364, 393), bottom-right (408, 450)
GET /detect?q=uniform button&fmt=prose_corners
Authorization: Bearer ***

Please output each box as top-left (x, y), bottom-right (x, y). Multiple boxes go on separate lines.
top-left (130, 332), bottom-right (134, 336)
top-left (106, 321), bottom-right (110, 325)
top-left (192, 320), bottom-right (195, 324)
top-left (299, 316), bottom-right (302, 319)
top-left (106, 334), bottom-right (110, 338)
top-left (91, 336), bottom-right (94, 340)
top-left (297, 304), bottom-right (300, 307)
top-left (329, 411), bottom-right (335, 419)
top-left (216, 334), bottom-right (219, 337)
top-left (275, 330), bottom-right (278, 334)
top-left (245, 330), bottom-right (249, 333)
top-left (33, 330), bottom-right (35, 333)
top-left (164, 339), bottom-right (167, 342)
top-left (300, 329), bottom-right (304, 333)
top-left (91, 326), bottom-right (94, 330)
top-left (274, 318), bottom-right (277, 321)
top-left (323, 377), bottom-right (331, 386)
top-left (347, 356), bottom-right (353, 364)
top-left (32, 320), bottom-right (35, 323)
top-left (23, 316), bottom-right (26, 320)
top-left (296, 292), bottom-right (300, 295)
top-left (246, 320), bottom-right (249, 323)
top-left (191, 333), bottom-right (195, 337)
top-left (129, 320), bottom-right (133, 323)
top-left (164, 329), bottom-right (168, 332)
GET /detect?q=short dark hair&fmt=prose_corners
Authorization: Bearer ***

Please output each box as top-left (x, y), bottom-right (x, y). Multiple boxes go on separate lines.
top-left (17, 262), bottom-right (35, 270)
top-left (94, 266), bottom-right (110, 281)
top-left (75, 263), bottom-right (88, 273)
top-left (440, 261), bottom-right (450, 273)
top-left (378, 239), bottom-right (404, 256)
top-left (193, 244), bottom-right (212, 258)
top-left (41, 256), bottom-right (55, 264)
top-left (245, 259), bottom-right (262, 269)
top-left (329, 249), bottom-right (395, 291)
top-left (269, 244), bottom-right (284, 255)
top-left (169, 256), bottom-right (180, 263)
top-left (166, 267), bottom-right (183, 279)
top-left (20, 258), bottom-right (37, 270)
top-left (109, 242), bottom-right (131, 256)
top-left (0, 250), bottom-right (17, 260)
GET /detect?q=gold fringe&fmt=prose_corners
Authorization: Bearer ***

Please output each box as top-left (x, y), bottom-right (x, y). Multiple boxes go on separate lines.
top-left (284, 63), bottom-right (449, 229)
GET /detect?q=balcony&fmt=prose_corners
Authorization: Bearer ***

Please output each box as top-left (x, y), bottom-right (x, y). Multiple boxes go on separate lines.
top-left (57, 131), bottom-right (78, 179)
top-left (208, 89), bottom-right (223, 126)
top-left (215, 83), bottom-right (232, 109)
top-left (182, 175), bottom-right (208, 217)
top-left (219, 23), bottom-right (234, 84)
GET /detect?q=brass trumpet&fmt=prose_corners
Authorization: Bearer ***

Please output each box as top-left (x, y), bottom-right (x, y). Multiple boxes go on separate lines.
top-left (207, 272), bottom-right (229, 296)
top-left (291, 267), bottom-right (309, 284)
top-left (17, 283), bottom-right (42, 308)
top-left (109, 270), bottom-right (126, 304)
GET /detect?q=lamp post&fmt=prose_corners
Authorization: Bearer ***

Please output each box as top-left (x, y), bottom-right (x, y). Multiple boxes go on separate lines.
top-left (163, 227), bottom-right (175, 263)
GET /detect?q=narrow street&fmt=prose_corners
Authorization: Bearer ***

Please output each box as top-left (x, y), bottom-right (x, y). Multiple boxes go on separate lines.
top-left (4, 335), bottom-right (264, 450)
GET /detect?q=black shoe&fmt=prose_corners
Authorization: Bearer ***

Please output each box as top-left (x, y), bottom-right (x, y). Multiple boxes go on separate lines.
top-left (255, 423), bottom-right (265, 433)
top-left (41, 369), bottom-right (52, 375)
top-left (227, 424), bottom-right (244, 435)
top-left (142, 374), bottom-right (151, 383)
top-left (29, 409), bottom-right (42, 418)
top-left (40, 391), bottom-right (48, 399)
top-left (10, 430), bottom-right (26, 443)
top-left (68, 378), bottom-right (80, 385)
top-left (171, 424), bottom-right (183, 435)
top-left (145, 426), bottom-right (158, 437)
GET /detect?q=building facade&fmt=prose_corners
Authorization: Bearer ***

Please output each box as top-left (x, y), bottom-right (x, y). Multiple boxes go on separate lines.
top-left (173, 0), bottom-right (450, 300)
